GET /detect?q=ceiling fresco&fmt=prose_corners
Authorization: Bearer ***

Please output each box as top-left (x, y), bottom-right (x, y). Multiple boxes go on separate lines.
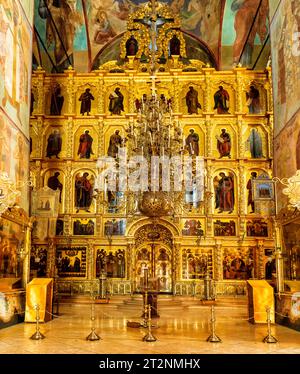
top-left (33, 0), bottom-right (270, 72)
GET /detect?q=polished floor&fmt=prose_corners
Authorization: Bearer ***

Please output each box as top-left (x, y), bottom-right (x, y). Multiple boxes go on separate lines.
top-left (0, 296), bottom-right (300, 354)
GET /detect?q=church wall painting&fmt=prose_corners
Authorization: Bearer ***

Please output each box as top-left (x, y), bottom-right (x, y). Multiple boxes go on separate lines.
top-left (274, 109), bottom-right (300, 210)
top-left (34, 0), bottom-right (224, 72)
top-left (0, 291), bottom-right (25, 329)
top-left (271, 0), bottom-right (300, 137)
top-left (0, 217), bottom-right (25, 278)
top-left (221, 0), bottom-right (269, 69)
top-left (56, 247), bottom-right (87, 278)
top-left (0, 1), bottom-right (33, 137)
top-left (0, 116), bottom-right (30, 211)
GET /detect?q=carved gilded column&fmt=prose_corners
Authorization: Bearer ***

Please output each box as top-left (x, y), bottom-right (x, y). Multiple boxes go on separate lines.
top-left (98, 117), bottom-right (104, 156)
top-left (214, 241), bottom-right (223, 281)
top-left (265, 67), bottom-right (273, 113)
top-left (237, 118), bottom-right (244, 158)
top-left (173, 242), bottom-right (181, 294)
top-left (23, 217), bottom-right (35, 288)
top-left (66, 117), bottom-right (74, 159)
top-left (46, 238), bottom-right (56, 278)
top-left (238, 164), bottom-right (246, 216)
top-left (256, 240), bottom-right (265, 279)
top-left (65, 67), bottom-right (75, 114)
top-left (206, 164), bottom-right (213, 216)
top-left (234, 68), bottom-right (247, 113)
top-left (206, 118), bottom-right (212, 158)
top-left (87, 240), bottom-right (95, 280)
top-left (203, 68), bottom-right (214, 113)
top-left (36, 118), bottom-right (44, 159)
top-left (128, 76), bottom-right (135, 113)
top-left (64, 162), bottom-right (73, 214)
top-left (172, 76), bottom-right (180, 113)
top-left (35, 68), bottom-right (46, 115)
top-left (97, 75), bottom-right (105, 114)
top-left (30, 161), bottom-right (42, 190)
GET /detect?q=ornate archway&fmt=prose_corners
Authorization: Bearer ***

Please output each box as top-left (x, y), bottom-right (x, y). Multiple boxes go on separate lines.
top-left (133, 223), bottom-right (174, 294)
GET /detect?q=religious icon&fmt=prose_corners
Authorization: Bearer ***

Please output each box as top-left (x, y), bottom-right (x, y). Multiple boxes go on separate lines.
top-left (216, 128), bottom-right (231, 158)
top-left (46, 130), bottom-right (62, 159)
top-left (79, 88), bottom-right (94, 115)
top-left (56, 247), bottom-right (87, 278)
top-left (77, 130), bottom-right (94, 159)
top-left (73, 219), bottom-right (95, 235)
top-left (47, 171), bottom-right (63, 203)
top-left (30, 246), bottom-right (47, 278)
top-left (214, 86), bottom-right (230, 114)
top-left (169, 34), bottom-right (181, 56)
top-left (246, 86), bottom-right (260, 114)
top-left (214, 220), bottom-right (236, 236)
top-left (126, 35), bottom-right (138, 56)
top-left (246, 172), bottom-right (257, 213)
top-left (75, 172), bottom-right (94, 213)
top-left (109, 87), bottom-right (124, 115)
top-left (50, 84), bottom-right (64, 115)
top-left (246, 220), bottom-right (268, 237)
top-left (265, 256), bottom-right (276, 279)
top-left (107, 130), bottom-right (123, 158)
top-left (246, 128), bottom-right (263, 158)
top-left (185, 129), bottom-right (199, 156)
top-left (214, 172), bottom-right (234, 213)
top-left (185, 86), bottom-right (201, 114)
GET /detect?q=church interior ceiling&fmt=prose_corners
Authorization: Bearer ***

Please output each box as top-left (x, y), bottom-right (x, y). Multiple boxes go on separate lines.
top-left (33, 0), bottom-right (270, 73)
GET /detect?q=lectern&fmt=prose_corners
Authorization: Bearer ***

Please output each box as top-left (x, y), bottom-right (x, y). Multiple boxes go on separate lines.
top-left (25, 278), bottom-right (53, 322)
top-left (247, 280), bottom-right (274, 324)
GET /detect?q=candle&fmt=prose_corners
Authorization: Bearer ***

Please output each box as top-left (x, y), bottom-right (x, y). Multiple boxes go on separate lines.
top-left (168, 125), bottom-right (171, 147)
top-left (141, 146), bottom-right (144, 157)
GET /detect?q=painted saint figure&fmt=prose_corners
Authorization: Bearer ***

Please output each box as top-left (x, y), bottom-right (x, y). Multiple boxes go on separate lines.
top-left (109, 87), bottom-right (124, 115)
top-left (39, 0), bottom-right (82, 71)
top-left (107, 130), bottom-right (123, 158)
top-left (79, 88), bottom-right (94, 115)
top-left (246, 172), bottom-right (257, 213)
top-left (214, 172), bottom-right (234, 213)
top-left (169, 34), bottom-right (181, 56)
top-left (232, 0), bottom-right (269, 65)
top-left (47, 172), bottom-right (63, 203)
top-left (247, 128), bottom-right (263, 158)
top-left (50, 84), bottom-right (64, 115)
top-left (75, 172), bottom-right (93, 213)
top-left (46, 130), bottom-right (62, 159)
top-left (216, 129), bottom-right (231, 158)
top-left (214, 86), bottom-right (230, 114)
top-left (78, 130), bottom-right (94, 159)
top-left (94, 9), bottom-right (116, 44)
top-left (126, 36), bottom-right (138, 56)
top-left (246, 86), bottom-right (260, 113)
top-left (185, 86), bottom-right (201, 114)
top-left (185, 129), bottom-right (199, 156)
